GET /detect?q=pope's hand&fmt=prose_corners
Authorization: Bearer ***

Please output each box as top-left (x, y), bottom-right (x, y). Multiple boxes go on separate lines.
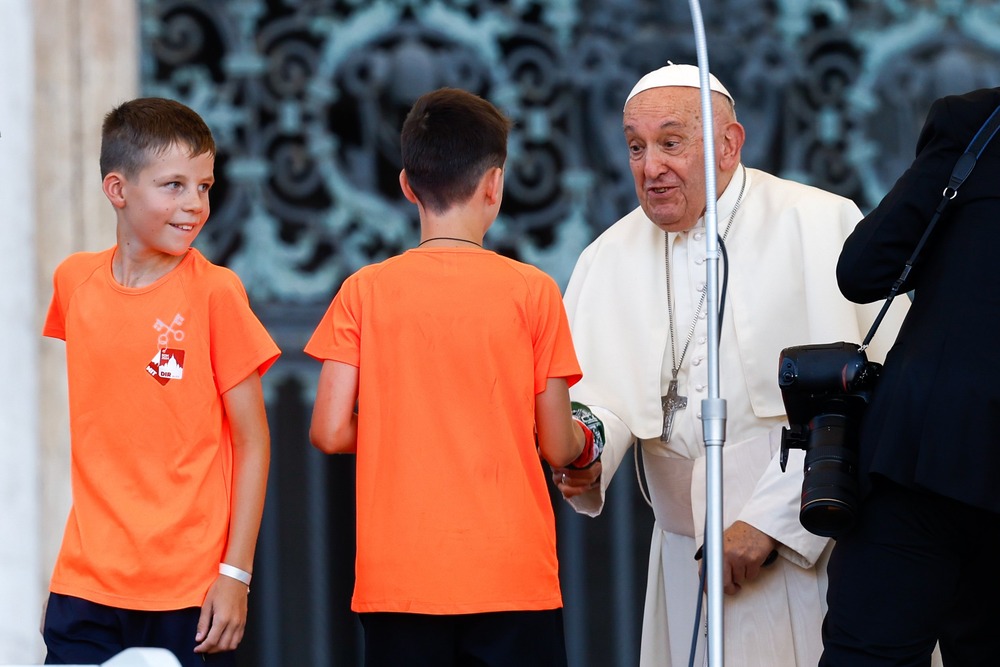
top-left (552, 461), bottom-right (602, 498)
top-left (720, 520), bottom-right (779, 595)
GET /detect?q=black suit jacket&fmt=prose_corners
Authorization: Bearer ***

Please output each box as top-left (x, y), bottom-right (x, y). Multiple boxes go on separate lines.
top-left (837, 87), bottom-right (1000, 512)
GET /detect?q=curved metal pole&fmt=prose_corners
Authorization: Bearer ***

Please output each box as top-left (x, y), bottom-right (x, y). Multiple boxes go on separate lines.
top-left (688, 0), bottom-right (727, 664)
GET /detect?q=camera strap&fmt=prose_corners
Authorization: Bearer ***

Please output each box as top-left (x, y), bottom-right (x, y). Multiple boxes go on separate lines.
top-left (861, 103), bottom-right (1000, 349)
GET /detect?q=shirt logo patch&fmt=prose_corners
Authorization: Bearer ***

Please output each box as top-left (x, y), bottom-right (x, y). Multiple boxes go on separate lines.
top-left (146, 348), bottom-right (186, 385)
top-left (148, 312), bottom-right (187, 385)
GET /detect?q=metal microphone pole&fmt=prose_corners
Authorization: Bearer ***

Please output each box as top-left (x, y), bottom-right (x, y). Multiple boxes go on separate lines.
top-left (688, 0), bottom-right (726, 664)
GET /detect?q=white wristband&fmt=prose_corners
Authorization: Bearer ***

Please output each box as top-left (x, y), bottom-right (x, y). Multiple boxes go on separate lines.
top-left (219, 563), bottom-right (252, 586)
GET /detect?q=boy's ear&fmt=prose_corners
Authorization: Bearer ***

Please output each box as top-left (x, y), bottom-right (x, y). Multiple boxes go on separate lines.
top-left (399, 169), bottom-right (420, 205)
top-left (102, 172), bottom-right (127, 209)
top-left (482, 166), bottom-right (503, 206)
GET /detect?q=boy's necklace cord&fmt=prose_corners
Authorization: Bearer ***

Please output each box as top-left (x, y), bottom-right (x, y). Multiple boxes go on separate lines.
top-left (417, 237), bottom-right (482, 247)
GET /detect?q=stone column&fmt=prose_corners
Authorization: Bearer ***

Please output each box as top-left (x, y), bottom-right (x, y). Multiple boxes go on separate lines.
top-left (0, 0), bottom-right (42, 661)
top-left (0, 0), bottom-right (138, 661)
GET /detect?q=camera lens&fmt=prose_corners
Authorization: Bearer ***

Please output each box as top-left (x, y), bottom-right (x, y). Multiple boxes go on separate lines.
top-left (799, 414), bottom-right (859, 537)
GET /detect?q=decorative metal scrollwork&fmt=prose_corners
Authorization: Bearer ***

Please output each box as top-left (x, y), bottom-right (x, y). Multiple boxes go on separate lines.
top-left (141, 0), bottom-right (1000, 303)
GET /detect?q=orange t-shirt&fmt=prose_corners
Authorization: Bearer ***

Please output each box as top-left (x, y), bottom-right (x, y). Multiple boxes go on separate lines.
top-left (305, 247), bottom-right (582, 614)
top-left (44, 247), bottom-right (280, 611)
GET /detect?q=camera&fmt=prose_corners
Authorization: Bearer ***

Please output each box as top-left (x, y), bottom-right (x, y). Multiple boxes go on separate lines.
top-left (777, 342), bottom-right (881, 538)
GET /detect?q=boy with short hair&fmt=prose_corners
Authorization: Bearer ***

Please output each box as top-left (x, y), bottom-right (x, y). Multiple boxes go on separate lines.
top-left (305, 87), bottom-right (603, 667)
top-left (41, 97), bottom-right (280, 666)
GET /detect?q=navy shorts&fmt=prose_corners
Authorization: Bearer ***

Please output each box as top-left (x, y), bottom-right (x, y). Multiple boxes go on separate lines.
top-left (359, 608), bottom-right (569, 667)
top-left (42, 593), bottom-right (236, 666)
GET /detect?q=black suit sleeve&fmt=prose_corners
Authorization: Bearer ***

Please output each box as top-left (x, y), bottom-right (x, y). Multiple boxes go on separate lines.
top-left (836, 96), bottom-right (968, 303)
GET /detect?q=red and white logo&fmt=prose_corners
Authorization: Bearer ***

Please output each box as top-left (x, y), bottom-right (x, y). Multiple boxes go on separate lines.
top-left (146, 348), bottom-right (186, 385)
top-left (147, 312), bottom-right (187, 385)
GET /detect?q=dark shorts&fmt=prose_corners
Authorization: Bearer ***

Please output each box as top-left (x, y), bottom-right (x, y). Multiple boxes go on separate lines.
top-left (359, 608), bottom-right (569, 667)
top-left (42, 593), bottom-right (236, 667)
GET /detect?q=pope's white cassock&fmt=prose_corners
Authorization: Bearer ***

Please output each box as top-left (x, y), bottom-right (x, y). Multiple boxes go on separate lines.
top-left (563, 165), bottom-right (910, 666)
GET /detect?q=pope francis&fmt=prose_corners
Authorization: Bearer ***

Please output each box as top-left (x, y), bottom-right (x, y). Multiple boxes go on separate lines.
top-left (552, 63), bottom-right (909, 666)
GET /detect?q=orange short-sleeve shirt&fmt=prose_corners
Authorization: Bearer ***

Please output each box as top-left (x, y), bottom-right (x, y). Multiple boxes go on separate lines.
top-left (44, 248), bottom-right (280, 611)
top-left (305, 247), bottom-right (581, 614)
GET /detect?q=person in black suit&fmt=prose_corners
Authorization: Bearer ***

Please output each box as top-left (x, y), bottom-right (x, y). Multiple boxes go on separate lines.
top-left (819, 87), bottom-right (1000, 666)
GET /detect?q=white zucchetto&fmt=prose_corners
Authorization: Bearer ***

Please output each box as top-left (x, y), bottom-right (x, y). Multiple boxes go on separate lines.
top-left (624, 62), bottom-right (734, 111)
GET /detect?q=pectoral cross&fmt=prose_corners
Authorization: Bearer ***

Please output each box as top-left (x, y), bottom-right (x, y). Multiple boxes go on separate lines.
top-left (660, 378), bottom-right (687, 442)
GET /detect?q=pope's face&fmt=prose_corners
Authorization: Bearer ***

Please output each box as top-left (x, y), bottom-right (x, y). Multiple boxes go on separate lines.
top-left (624, 87), bottom-right (711, 233)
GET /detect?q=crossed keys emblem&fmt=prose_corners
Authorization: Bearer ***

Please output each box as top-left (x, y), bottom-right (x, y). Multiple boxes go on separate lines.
top-left (154, 314), bottom-right (185, 347)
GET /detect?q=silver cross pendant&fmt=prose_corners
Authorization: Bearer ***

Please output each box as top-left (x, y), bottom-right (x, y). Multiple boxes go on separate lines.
top-left (660, 378), bottom-right (688, 442)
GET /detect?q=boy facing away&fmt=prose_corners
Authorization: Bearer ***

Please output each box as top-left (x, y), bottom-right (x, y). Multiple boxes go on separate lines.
top-left (41, 97), bottom-right (280, 666)
top-left (304, 87), bottom-right (603, 667)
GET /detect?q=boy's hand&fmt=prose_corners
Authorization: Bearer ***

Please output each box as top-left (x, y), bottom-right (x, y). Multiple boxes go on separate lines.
top-left (194, 575), bottom-right (249, 654)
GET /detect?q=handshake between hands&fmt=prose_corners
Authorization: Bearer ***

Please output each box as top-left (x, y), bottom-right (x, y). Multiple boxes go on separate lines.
top-left (550, 402), bottom-right (605, 499)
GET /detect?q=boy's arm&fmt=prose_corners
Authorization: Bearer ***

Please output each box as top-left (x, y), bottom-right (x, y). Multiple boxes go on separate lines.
top-left (195, 370), bottom-right (270, 654)
top-left (309, 360), bottom-right (359, 454)
top-left (535, 378), bottom-right (587, 468)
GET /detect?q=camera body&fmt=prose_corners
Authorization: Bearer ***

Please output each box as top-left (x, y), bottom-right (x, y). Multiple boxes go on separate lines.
top-left (778, 342), bottom-right (881, 538)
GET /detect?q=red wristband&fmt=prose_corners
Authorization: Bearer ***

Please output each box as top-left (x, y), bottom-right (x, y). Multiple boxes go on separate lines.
top-left (570, 419), bottom-right (597, 468)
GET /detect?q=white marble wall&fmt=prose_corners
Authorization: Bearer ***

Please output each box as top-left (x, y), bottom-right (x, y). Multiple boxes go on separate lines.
top-left (1, 0), bottom-right (43, 661)
top-left (0, 0), bottom-right (137, 662)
